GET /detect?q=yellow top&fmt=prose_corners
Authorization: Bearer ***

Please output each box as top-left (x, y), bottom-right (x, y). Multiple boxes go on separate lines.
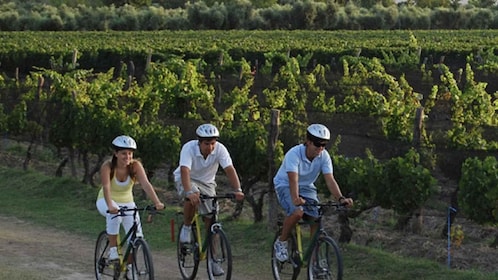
top-left (97, 174), bottom-right (135, 203)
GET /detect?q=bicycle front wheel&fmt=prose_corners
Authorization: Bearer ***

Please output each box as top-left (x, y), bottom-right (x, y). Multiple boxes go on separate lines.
top-left (95, 231), bottom-right (115, 280)
top-left (177, 223), bottom-right (200, 280)
top-left (307, 236), bottom-right (343, 280)
top-left (133, 238), bottom-right (154, 280)
top-left (207, 228), bottom-right (232, 280)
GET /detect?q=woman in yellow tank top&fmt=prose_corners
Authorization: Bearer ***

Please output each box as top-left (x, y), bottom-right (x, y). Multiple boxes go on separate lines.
top-left (96, 135), bottom-right (165, 262)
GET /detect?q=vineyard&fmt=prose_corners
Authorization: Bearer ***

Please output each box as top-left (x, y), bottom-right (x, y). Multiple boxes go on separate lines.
top-left (2, 30), bottom-right (498, 75)
top-left (1, 30), bottom-right (497, 246)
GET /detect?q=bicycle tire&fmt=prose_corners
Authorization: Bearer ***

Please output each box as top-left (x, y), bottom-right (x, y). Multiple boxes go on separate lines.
top-left (306, 235), bottom-right (343, 280)
top-left (271, 230), bottom-right (300, 280)
top-left (95, 230), bottom-right (117, 280)
top-left (177, 223), bottom-right (200, 280)
top-left (206, 228), bottom-right (232, 280)
top-left (133, 238), bottom-right (154, 280)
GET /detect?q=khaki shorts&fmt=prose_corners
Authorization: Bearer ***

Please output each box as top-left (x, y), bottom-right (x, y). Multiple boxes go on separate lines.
top-left (176, 179), bottom-right (218, 216)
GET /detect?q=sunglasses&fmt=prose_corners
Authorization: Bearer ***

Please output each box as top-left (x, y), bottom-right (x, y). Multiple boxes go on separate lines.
top-left (312, 141), bottom-right (328, 148)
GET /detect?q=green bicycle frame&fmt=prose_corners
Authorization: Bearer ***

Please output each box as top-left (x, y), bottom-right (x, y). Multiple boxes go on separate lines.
top-left (192, 212), bottom-right (211, 260)
top-left (118, 225), bottom-right (136, 262)
top-left (295, 219), bottom-right (322, 266)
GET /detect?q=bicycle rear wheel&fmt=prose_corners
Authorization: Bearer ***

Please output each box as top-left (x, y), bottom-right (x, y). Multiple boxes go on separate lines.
top-left (95, 231), bottom-right (117, 280)
top-left (306, 236), bottom-right (343, 280)
top-left (133, 238), bottom-right (154, 280)
top-left (271, 231), bottom-right (300, 280)
top-left (207, 228), bottom-right (232, 280)
top-left (177, 223), bottom-right (200, 280)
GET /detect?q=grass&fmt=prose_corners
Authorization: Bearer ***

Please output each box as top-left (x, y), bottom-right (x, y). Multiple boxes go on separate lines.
top-left (0, 165), bottom-right (497, 280)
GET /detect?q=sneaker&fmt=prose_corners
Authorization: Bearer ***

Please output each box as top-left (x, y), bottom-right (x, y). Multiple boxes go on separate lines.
top-left (180, 225), bottom-right (192, 243)
top-left (210, 260), bottom-right (225, 276)
top-left (274, 238), bottom-right (288, 262)
top-left (108, 246), bottom-right (119, 261)
top-left (126, 264), bottom-right (138, 280)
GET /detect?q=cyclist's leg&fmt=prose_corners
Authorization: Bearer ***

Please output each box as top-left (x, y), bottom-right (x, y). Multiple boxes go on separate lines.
top-left (97, 198), bottom-right (121, 249)
top-left (120, 202), bottom-right (138, 265)
top-left (177, 181), bottom-right (202, 225)
top-left (301, 197), bottom-right (320, 237)
top-left (276, 187), bottom-right (304, 242)
top-left (177, 222), bottom-right (200, 279)
top-left (207, 228), bottom-right (232, 278)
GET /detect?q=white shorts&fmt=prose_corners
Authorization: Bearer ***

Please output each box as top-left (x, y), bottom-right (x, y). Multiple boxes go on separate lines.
top-left (96, 198), bottom-right (143, 237)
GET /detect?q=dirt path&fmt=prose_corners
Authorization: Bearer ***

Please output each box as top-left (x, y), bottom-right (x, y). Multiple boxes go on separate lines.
top-left (0, 215), bottom-right (262, 280)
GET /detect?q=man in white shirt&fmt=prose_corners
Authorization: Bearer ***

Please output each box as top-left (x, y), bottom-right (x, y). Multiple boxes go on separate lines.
top-left (173, 123), bottom-right (244, 244)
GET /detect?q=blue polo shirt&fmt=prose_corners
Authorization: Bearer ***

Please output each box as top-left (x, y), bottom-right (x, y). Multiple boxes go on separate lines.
top-left (273, 144), bottom-right (333, 200)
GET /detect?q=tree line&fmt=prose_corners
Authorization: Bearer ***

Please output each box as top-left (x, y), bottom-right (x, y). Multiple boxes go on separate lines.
top-left (2, 0), bottom-right (498, 31)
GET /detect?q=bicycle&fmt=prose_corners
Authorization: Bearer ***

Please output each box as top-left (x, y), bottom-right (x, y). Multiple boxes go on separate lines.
top-left (94, 205), bottom-right (160, 280)
top-left (271, 201), bottom-right (347, 280)
top-left (176, 193), bottom-right (236, 280)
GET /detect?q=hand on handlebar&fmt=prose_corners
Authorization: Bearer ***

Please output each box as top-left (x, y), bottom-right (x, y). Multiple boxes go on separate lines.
top-left (233, 191), bottom-right (244, 201)
top-left (186, 191), bottom-right (200, 206)
top-left (293, 196), bottom-right (306, 206)
top-left (154, 202), bottom-right (165, 211)
top-left (108, 205), bottom-right (119, 214)
top-left (340, 197), bottom-right (354, 208)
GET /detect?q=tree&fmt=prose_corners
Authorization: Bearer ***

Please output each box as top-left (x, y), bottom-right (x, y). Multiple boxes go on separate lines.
top-left (104, 0), bottom-right (151, 7)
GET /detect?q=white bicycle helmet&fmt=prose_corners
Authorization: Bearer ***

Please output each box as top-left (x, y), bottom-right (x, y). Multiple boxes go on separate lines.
top-left (196, 123), bottom-right (220, 138)
top-left (112, 135), bottom-right (137, 150)
top-left (307, 124), bottom-right (330, 141)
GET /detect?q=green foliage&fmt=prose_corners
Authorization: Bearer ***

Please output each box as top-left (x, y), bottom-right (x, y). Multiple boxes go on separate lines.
top-left (436, 63), bottom-right (498, 149)
top-left (378, 148), bottom-right (437, 215)
top-left (337, 58), bottom-right (422, 142)
top-left (3, 2), bottom-right (498, 31)
top-left (331, 148), bottom-right (384, 211)
top-left (144, 59), bottom-right (217, 120)
top-left (137, 123), bottom-right (181, 175)
top-left (458, 156), bottom-right (498, 225)
top-left (330, 148), bottom-right (437, 216)
top-left (0, 104), bottom-right (7, 133)
top-left (0, 30), bottom-right (497, 226)
top-left (380, 32), bottom-right (421, 71)
top-left (470, 48), bottom-right (498, 76)
top-left (7, 100), bottom-right (28, 136)
top-left (217, 58), bottom-right (272, 181)
top-left (263, 56), bottom-right (309, 139)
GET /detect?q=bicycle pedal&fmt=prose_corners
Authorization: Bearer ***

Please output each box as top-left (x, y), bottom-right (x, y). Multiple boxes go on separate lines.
top-left (181, 244), bottom-right (192, 253)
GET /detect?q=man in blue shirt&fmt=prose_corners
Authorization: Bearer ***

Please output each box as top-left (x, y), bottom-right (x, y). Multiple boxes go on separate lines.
top-left (273, 124), bottom-right (354, 262)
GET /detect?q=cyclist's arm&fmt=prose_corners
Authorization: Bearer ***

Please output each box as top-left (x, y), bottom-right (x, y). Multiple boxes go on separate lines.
top-left (224, 165), bottom-right (244, 200)
top-left (180, 166), bottom-right (200, 204)
top-left (100, 162), bottom-right (119, 214)
top-left (323, 173), bottom-right (353, 207)
top-left (287, 171), bottom-right (304, 206)
top-left (133, 161), bottom-right (165, 210)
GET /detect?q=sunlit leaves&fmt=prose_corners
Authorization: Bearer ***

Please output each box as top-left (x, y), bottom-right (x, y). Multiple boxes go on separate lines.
top-left (458, 156), bottom-right (498, 225)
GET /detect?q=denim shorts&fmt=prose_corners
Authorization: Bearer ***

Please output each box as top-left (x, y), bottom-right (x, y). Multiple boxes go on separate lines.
top-left (275, 186), bottom-right (319, 218)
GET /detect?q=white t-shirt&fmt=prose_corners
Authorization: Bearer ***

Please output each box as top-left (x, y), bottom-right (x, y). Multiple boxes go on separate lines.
top-left (173, 140), bottom-right (233, 184)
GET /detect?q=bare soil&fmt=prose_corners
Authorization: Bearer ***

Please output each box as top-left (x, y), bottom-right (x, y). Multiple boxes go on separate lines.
top-left (0, 214), bottom-right (266, 280)
top-left (0, 215), bottom-right (177, 280)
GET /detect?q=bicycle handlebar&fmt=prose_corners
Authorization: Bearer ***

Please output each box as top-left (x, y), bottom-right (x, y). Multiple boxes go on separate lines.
top-left (107, 205), bottom-right (163, 219)
top-left (301, 200), bottom-right (349, 215)
top-left (199, 193), bottom-right (236, 200)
